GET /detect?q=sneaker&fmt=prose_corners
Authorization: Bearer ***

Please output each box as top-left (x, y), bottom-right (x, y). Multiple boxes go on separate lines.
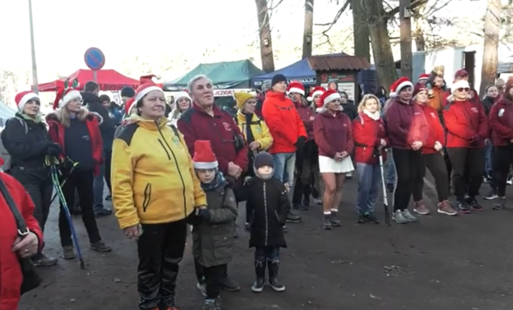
top-left (202, 299), bottom-right (221, 310)
top-left (413, 200), bottom-right (430, 215)
top-left (313, 198), bottom-right (322, 205)
top-left (94, 208), bottom-right (112, 218)
top-left (285, 210), bottom-right (301, 223)
top-left (456, 199), bottom-right (471, 214)
top-left (401, 209), bottom-right (418, 222)
top-left (196, 281), bottom-right (207, 297)
top-left (492, 198), bottom-right (506, 210)
top-left (221, 276), bottom-right (240, 292)
top-left (31, 253), bottom-right (58, 267)
top-left (437, 200), bottom-right (458, 216)
top-left (386, 183), bottom-right (395, 193)
top-left (323, 214), bottom-right (332, 230)
top-left (330, 211), bottom-right (341, 227)
top-left (90, 240), bottom-right (112, 252)
top-left (483, 189), bottom-right (498, 200)
top-left (356, 213), bottom-right (366, 224)
top-left (466, 197), bottom-right (483, 211)
top-left (62, 246), bottom-right (76, 260)
top-left (364, 212), bottom-right (380, 224)
top-left (392, 210), bottom-right (408, 224)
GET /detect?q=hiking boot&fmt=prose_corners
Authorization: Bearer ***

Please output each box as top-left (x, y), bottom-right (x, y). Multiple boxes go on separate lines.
top-left (62, 246), bottom-right (76, 260)
top-left (285, 210), bottom-right (301, 223)
top-left (386, 183), bottom-right (395, 193)
top-left (268, 260), bottom-right (285, 292)
top-left (456, 199), bottom-right (471, 214)
top-left (437, 200), bottom-right (458, 216)
top-left (492, 198), bottom-right (506, 210)
top-left (356, 213), bottom-right (366, 224)
top-left (221, 275), bottom-right (240, 292)
top-left (401, 209), bottom-right (418, 222)
top-left (466, 197), bottom-right (483, 211)
top-left (94, 207), bottom-right (112, 218)
top-left (364, 212), bottom-right (380, 224)
top-left (31, 253), bottom-right (58, 267)
top-left (90, 240), bottom-right (112, 252)
top-left (393, 210), bottom-right (408, 224)
top-left (202, 298), bottom-right (221, 310)
top-left (330, 211), bottom-right (341, 227)
top-left (323, 214), bottom-right (333, 230)
top-left (413, 200), bottom-right (430, 215)
top-left (484, 189), bottom-right (498, 200)
top-left (251, 260), bottom-right (266, 293)
top-left (196, 281), bottom-right (207, 297)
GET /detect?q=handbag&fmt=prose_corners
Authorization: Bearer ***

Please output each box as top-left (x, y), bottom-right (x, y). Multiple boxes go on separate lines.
top-left (0, 176), bottom-right (42, 295)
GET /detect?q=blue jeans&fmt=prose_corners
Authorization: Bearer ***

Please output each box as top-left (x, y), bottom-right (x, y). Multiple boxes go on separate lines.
top-left (386, 149), bottom-right (396, 185)
top-left (356, 163), bottom-right (382, 213)
top-left (272, 152), bottom-right (296, 200)
top-left (255, 246), bottom-right (280, 263)
top-left (485, 144), bottom-right (493, 175)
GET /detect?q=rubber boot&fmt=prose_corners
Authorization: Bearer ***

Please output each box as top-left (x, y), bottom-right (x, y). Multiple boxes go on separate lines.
top-left (251, 260), bottom-right (266, 293)
top-left (267, 260), bottom-right (285, 292)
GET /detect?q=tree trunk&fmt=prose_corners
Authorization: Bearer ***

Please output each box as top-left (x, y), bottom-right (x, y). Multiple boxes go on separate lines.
top-left (412, 2), bottom-right (427, 51)
top-left (399, 0), bottom-right (413, 80)
top-left (363, 1), bottom-right (397, 91)
top-left (479, 0), bottom-right (501, 96)
top-left (302, 0), bottom-right (314, 58)
top-left (255, 0), bottom-right (275, 72)
top-left (352, 0), bottom-right (370, 61)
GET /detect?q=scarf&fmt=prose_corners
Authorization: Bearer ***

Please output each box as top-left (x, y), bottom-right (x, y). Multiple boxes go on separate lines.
top-left (201, 170), bottom-right (228, 191)
top-left (244, 113), bottom-right (255, 144)
top-left (20, 113), bottom-right (42, 123)
top-left (363, 109), bottom-right (380, 120)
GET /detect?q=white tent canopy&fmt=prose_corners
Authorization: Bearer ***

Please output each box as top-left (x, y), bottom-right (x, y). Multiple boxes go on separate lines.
top-left (0, 102), bottom-right (17, 129)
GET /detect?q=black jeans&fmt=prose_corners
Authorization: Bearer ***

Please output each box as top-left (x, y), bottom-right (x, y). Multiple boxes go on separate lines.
top-left (292, 140), bottom-right (316, 204)
top-left (104, 149), bottom-right (112, 193)
top-left (392, 148), bottom-right (425, 211)
top-left (447, 148), bottom-right (485, 199)
top-left (138, 219), bottom-right (187, 310)
top-left (204, 264), bottom-right (226, 299)
top-left (493, 145), bottom-right (513, 197)
top-left (412, 153), bottom-right (449, 202)
top-left (58, 169), bottom-right (102, 247)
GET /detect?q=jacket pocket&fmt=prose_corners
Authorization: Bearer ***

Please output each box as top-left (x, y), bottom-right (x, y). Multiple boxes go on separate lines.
top-left (142, 183), bottom-right (152, 212)
top-left (157, 139), bottom-right (171, 160)
top-left (212, 234), bottom-right (233, 259)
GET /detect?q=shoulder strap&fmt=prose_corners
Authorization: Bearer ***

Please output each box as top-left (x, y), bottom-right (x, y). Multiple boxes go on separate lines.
top-left (0, 176), bottom-right (29, 235)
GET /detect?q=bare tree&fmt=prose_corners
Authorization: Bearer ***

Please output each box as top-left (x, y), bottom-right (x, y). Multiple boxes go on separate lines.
top-left (303, 0), bottom-right (314, 58)
top-left (255, 0), bottom-right (276, 72)
top-left (352, 0), bottom-right (370, 61)
top-left (480, 0), bottom-right (501, 96)
top-left (399, 0), bottom-right (413, 79)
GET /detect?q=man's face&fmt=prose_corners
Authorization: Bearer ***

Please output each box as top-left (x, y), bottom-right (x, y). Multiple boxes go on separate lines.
top-left (191, 77), bottom-right (214, 107)
top-left (102, 100), bottom-right (110, 108)
top-left (290, 92), bottom-right (302, 103)
top-left (272, 81), bottom-right (287, 93)
top-left (434, 76), bottom-right (444, 87)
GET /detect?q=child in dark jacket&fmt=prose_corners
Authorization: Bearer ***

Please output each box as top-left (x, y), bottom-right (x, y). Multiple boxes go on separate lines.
top-left (192, 140), bottom-right (238, 310)
top-left (245, 151), bottom-right (291, 293)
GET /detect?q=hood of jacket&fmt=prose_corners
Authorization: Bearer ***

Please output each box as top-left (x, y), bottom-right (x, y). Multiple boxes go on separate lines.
top-left (126, 115), bottom-right (168, 131)
top-left (265, 91), bottom-right (295, 108)
top-left (45, 107), bottom-right (103, 124)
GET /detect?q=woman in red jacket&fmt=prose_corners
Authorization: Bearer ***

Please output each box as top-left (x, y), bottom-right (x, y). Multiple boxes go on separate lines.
top-left (489, 77), bottom-right (513, 210)
top-left (386, 77), bottom-right (429, 224)
top-left (46, 87), bottom-right (111, 259)
top-left (443, 79), bottom-right (488, 213)
top-left (313, 89), bottom-right (354, 230)
top-left (352, 94), bottom-right (387, 224)
top-left (0, 169), bottom-right (42, 310)
top-left (411, 85), bottom-right (457, 216)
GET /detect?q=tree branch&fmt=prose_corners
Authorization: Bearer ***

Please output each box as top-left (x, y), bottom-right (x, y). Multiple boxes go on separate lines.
top-left (384, 0), bottom-right (430, 20)
top-left (314, 0), bottom-right (350, 27)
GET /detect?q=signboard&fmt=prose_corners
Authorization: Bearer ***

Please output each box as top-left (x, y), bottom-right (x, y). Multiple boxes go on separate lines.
top-left (84, 47), bottom-right (105, 71)
top-left (214, 89), bottom-right (255, 97)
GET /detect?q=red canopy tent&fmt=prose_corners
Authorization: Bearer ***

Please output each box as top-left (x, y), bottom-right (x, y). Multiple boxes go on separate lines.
top-left (37, 69), bottom-right (139, 91)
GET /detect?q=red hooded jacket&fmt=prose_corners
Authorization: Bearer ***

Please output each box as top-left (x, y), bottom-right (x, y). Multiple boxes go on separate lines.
top-left (443, 99), bottom-right (488, 148)
top-left (313, 110), bottom-right (354, 158)
top-left (419, 104), bottom-right (446, 154)
top-left (352, 112), bottom-right (387, 165)
top-left (489, 96), bottom-right (513, 146)
top-left (0, 172), bottom-right (43, 310)
top-left (386, 98), bottom-right (429, 149)
top-left (262, 91), bottom-right (307, 154)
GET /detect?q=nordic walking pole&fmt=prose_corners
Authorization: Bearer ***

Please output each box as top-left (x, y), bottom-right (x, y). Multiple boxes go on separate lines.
top-left (379, 153), bottom-right (391, 226)
top-left (50, 163), bottom-right (86, 269)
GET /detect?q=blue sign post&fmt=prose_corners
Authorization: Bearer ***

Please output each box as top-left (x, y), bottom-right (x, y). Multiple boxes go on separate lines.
top-left (84, 47), bottom-right (105, 82)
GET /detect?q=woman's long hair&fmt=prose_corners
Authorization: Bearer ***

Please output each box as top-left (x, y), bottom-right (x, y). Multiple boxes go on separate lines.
top-left (357, 94), bottom-right (381, 113)
top-left (54, 107), bottom-right (89, 127)
top-left (169, 99), bottom-right (191, 121)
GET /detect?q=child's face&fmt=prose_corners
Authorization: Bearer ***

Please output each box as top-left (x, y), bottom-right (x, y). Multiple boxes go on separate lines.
top-left (364, 98), bottom-right (379, 113)
top-left (256, 165), bottom-right (274, 180)
top-left (197, 168), bottom-right (216, 184)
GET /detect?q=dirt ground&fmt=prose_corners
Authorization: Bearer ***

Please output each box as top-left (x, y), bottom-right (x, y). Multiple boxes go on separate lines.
top-left (19, 176), bottom-right (513, 310)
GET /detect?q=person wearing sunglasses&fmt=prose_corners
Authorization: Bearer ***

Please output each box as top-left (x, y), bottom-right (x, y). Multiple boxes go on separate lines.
top-left (443, 79), bottom-right (489, 213)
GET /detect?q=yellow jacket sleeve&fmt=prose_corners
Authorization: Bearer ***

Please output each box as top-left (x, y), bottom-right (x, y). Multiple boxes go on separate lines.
top-left (111, 139), bottom-right (140, 229)
top-left (256, 121), bottom-right (273, 151)
top-left (179, 132), bottom-right (207, 208)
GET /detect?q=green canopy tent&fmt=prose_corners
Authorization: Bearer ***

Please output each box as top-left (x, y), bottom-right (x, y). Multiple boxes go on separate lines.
top-left (163, 59), bottom-right (264, 91)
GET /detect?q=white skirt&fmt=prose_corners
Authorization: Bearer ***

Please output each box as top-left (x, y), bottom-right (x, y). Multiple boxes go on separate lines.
top-left (319, 155), bottom-right (354, 174)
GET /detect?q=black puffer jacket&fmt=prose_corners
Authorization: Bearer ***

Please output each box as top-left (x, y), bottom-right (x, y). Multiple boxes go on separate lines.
top-left (1, 114), bottom-right (52, 169)
top-left (81, 92), bottom-right (116, 151)
top-left (481, 96), bottom-right (495, 117)
top-left (341, 102), bottom-right (358, 120)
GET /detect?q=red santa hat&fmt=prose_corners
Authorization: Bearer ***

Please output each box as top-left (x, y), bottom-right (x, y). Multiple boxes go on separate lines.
top-left (125, 98), bottom-right (136, 115)
top-left (418, 73), bottom-right (430, 81)
top-left (307, 86), bottom-right (325, 102)
top-left (139, 74), bottom-right (160, 85)
top-left (287, 81), bottom-right (305, 96)
top-left (135, 83), bottom-right (165, 105)
top-left (320, 89), bottom-right (341, 107)
top-left (53, 87), bottom-right (82, 110)
top-left (451, 79), bottom-right (470, 92)
top-left (390, 77), bottom-right (414, 98)
top-left (15, 91), bottom-right (40, 112)
top-left (193, 140), bottom-right (218, 169)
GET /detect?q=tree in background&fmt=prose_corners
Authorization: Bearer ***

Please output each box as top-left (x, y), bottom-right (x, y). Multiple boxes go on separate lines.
top-left (351, 0), bottom-right (370, 61)
top-left (255, 0), bottom-right (276, 72)
top-left (480, 0), bottom-right (501, 96)
top-left (302, 0), bottom-right (314, 58)
top-left (399, 0), bottom-right (413, 80)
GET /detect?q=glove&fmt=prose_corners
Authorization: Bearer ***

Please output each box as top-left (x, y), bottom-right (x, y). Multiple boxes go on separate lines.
top-left (197, 208), bottom-right (211, 222)
top-left (46, 143), bottom-right (62, 156)
top-left (470, 135), bottom-right (482, 145)
top-left (294, 136), bottom-right (306, 149)
top-left (61, 157), bottom-right (75, 171)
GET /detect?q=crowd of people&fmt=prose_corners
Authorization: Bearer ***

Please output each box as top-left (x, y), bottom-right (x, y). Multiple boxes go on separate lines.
top-left (1, 65), bottom-right (512, 310)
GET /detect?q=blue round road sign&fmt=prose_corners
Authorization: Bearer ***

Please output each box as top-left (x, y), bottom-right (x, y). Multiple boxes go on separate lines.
top-left (84, 47), bottom-right (105, 70)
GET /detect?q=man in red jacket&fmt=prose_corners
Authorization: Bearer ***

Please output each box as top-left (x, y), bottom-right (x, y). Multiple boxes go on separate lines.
top-left (443, 79), bottom-right (488, 213)
top-left (262, 74), bottom-right (307, 223)
top-left (177, 74), bottom-right (248, 292)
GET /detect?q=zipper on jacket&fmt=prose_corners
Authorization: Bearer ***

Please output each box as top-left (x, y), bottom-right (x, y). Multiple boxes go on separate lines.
top-left (156, 123), bottom-right (187, 217)
top-left (142, 183), bottom-right (152, 212)
top-left (157, 139), bottom-right (171, 160)
top-left (263, 182), bottom-right (268, 247)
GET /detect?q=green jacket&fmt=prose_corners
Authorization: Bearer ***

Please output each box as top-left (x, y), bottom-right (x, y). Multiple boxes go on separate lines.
top-left (192, 184), bottom-right (237, 268)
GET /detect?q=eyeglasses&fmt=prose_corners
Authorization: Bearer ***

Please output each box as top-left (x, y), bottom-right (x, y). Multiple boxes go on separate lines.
top-left (457, 87), bottom-right (470, 92)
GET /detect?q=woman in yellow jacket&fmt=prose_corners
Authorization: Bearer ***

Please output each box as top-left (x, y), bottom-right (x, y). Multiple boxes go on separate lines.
top-left (111, 83), bottom-right (206, 310)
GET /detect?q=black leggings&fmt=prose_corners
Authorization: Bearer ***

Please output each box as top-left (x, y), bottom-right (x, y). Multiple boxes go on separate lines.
top-left (447, 148), bottom-right (484, 199)
top-left (493, 145), bottom-right (513, 197)
top-left (412, 153), bottom-right (449, 202)
top-left (392, 148), bottom-right (425, 211)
